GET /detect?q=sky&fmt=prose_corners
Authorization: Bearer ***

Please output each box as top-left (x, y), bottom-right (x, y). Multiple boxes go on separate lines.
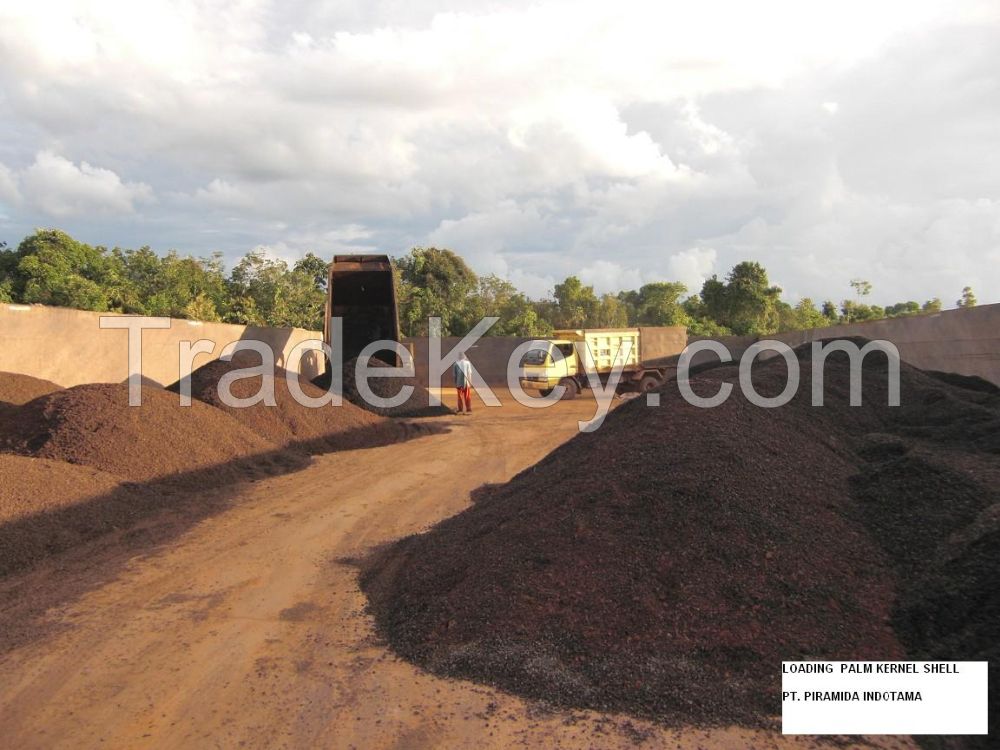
top-left (0, 0), bottom-right (998, 306)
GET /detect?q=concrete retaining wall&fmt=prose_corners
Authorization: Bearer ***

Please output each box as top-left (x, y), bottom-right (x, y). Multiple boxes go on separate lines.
top-left (688, 304), bottom-right (1000, 385)
top-left (403, 335), bottom-right (531, 386)
top-left (770, 304), bottom-right (1000, 384)
top-left (4, 302), bottom-right (998, 389)
top-left (0, 306), bottom-right (547, 390)
top-left (0, 304), bottom-right (325, 388)
top-left (403, 305), bottom-right (1000, 386)
top-left (686, 335), bottom-right (759, 370)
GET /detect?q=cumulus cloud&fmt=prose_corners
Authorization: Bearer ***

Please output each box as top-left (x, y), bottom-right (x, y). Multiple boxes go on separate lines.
top-left (17, 151), bottom-right (153, 218)
top-left (578, 261), bottom-right (646, 295)
top-left (193, 179), bottom-right (254, 210)
top-left (247, 224), bottom-right (378, 264)
top-left (668, 248), bottom-right (718, 292)
top-left (0, 163), bottom-right (20, 206)
top-left (0, 0), bottom-right (997, 305)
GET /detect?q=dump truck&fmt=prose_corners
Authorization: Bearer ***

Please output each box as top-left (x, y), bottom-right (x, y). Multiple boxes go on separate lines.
top-left (324, 254), bottom-right (401, 365)
top-left (519, 326), bottom-right (687, 398)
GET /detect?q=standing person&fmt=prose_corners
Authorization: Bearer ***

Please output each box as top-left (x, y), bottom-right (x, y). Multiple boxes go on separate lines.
top-left (452, 352), bottom-right (474, 414)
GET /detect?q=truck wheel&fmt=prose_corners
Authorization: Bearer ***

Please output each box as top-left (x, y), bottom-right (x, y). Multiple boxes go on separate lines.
top-left (638, 374), bottom-right (661, 393)
top-left (558, 378), bottom-right (579, 400)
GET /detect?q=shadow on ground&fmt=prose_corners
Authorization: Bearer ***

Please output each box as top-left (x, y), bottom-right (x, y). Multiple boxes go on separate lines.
top-left (0, 419), bottom-right (448, 653)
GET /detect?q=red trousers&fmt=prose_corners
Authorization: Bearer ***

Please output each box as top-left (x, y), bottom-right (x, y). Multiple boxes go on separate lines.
top-left (456, 386), bottom-right (472, 412)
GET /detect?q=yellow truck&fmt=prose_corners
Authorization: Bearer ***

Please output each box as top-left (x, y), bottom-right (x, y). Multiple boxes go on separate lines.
top-left (519, 326), bottom-right (687, 398)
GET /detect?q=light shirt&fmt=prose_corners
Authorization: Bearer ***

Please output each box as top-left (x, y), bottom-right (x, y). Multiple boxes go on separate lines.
top-left (453, 358), bottom-right (473, 388)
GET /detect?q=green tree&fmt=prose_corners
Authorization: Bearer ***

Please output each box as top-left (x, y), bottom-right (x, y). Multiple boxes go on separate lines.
top-left (700, 261), bottom-right (782, 335)
top-left (278, 267), bottom-right (327, 329)
top-left (530, 298), bottom-right (560, 331)
top-left (115, 247), bottom-right (228, 319)
top-left (113, 245), bottom-right (160, 312)
top-left (821, 300), bottom-right (839, 322)
top-left (686, 315), bottom-right (731, 336)
top-left (395, 247), bottom-right (478, 336)
top-left (227, 293), bottom-right (265, 326)
top-left (294, 252), bottom-right (330, 291)
top-left (884, 301), bottom-right (919, 317)
top-left (226, 249), bottom-right (325, 329)
top-left (552, 276), bottom-right (598, 328)
top-left (699, 277), bottom-right (727, 324)
top-left (956, 286), bottom-right (977, 308)
top-left (922, 297), bottom-right (943, 313)
top-left (460, 274), bottom-right (552, 336)
top-left (850, 278), bottom-right (872, 302)
top-left (681, 294), bottom-right (731, 335)
top-left (500, 297), bottom-right (552, 337)
top-left (594, 293), bottom-right (629, 328)
top-left (840, 299), bottom-right (881, 323)
top-left (840, 300), bottom-right (884, 323)
top-left (844, 279), bottom-right (875, 323)
top-left (182, 293), bottom-right (220, 321)
top-left (11, 229), bottom-right (119, 311)
top-left (461, 274), bottom-right (516, 326)
top-left (0, 241), bottom-right (14, 302)
top-left (632, 282), bottom-right (687, 326)
top-left (616, 289), bottom-right (640, 324)
top-left (776, 298), bottom-right (827, 331)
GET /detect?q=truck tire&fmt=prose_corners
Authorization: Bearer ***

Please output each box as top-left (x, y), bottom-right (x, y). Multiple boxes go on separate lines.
top-left (638, 374), bottom-right (661, 393)
top-left (558, 378), bottom-right (579, 400)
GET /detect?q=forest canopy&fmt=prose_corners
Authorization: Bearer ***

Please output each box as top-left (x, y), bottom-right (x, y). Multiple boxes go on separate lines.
top-left (0, 229), bottom-right (976, 337)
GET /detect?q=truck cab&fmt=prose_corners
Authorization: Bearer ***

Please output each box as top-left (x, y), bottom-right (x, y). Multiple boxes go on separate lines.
top-left (520, 340), bottom-right (578, 393)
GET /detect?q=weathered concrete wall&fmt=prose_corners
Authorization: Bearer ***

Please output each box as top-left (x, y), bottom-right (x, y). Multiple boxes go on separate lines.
top-left (686, 335), bottom-right (759, 370)
top-left (691, 303), bottom-right (1000, 385)
top-left (4, 302), bottom-right (999, 389)
top-left (770, 304), bottom-right (1000, 385)
top-left (403, 335), bottom-right (531, 386)
top-left (403, 327), bottom-right (688, 385)
top-left (401, 304), bottom-right (1000, 386)
top-left (0, 304), bottom-right (325, 388)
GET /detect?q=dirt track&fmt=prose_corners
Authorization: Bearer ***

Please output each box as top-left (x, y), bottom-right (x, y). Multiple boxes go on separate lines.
top-left (0, 392), bottom-right (915, 749)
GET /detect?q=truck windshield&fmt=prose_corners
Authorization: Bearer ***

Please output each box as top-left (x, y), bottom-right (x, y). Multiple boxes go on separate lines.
top-left (522, 347), bottom-right (551, 365)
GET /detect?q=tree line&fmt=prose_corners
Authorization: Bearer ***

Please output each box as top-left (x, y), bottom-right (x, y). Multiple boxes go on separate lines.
top-left (0, 229), bottom-right (980, 337)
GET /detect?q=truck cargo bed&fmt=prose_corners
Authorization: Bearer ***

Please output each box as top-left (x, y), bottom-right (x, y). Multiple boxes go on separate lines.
top-left (326, 254), bottom-right (400, 364)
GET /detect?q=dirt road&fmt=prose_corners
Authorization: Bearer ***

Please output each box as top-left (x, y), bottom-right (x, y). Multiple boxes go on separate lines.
top-left (0, 393), bottom-right (914, 749)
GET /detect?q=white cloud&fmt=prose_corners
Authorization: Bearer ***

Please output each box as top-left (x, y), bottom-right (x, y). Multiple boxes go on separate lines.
top-left (507, 92), bottom-right (687, 182)
top-left (246, 225), bottom-right (380, 260)
top-left (505, 268), bottom-right (556, 300)
top-left (247, 242), bottom-right (299, 267)
top-left (668, 248), bottom-right (718, 292)
top-left (193, 179), bottom-right (257, 211)
top-left (0, 1), bottom-right (997, 306)
top-left (0, 163), bottom-right (20, 205)
top-left (428, 202), bottom-right (548, 254)
top-left (18, 151), bottom-right (153, 217)
top-left (578, 261), bottom-right (646, 295)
